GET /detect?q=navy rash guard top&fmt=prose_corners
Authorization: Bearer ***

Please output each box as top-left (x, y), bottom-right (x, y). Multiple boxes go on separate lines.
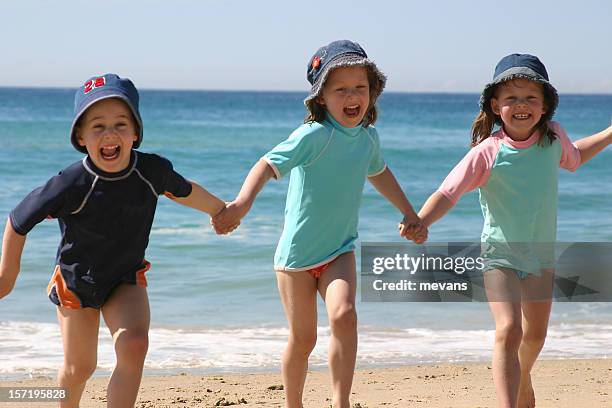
top-left (9, 151), bottom-right (192, 307)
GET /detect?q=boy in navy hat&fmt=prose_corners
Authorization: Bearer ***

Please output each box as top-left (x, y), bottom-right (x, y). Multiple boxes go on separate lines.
top-left (0, 74), bottom-right (228, 407)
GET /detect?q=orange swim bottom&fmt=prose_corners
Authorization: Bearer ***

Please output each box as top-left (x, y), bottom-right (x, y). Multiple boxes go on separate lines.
top-left (47, 261), bottom-right (151, 309)
top-left (305, 261), bottom-right (331, 279)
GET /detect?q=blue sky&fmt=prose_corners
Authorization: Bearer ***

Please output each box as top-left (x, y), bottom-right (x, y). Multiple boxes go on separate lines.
top-left (2, 0), bottom-right (611, 93)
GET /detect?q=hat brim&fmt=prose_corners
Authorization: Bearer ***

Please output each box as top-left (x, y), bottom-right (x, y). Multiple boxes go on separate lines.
top-left (304, 55), bottom-right (387, 105)
top-left (70, 92), bottom-right (144, 154)
top-left (479, 67), bottom-right (559, 122)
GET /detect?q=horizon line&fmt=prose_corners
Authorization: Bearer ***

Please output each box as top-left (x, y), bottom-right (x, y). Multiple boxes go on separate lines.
top-left (1, 85), bottom-right (611, 97)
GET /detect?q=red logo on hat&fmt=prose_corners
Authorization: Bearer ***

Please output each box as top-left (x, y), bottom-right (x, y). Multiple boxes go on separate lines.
top-left (84, 77), bottom-right (106, 94)
top-left (312, 56), bottom-right (321, 70)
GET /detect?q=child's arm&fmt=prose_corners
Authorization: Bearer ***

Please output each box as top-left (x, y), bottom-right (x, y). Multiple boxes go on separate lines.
top-left (574, 124), bottom-right (612, 165)
top-left (368, 167), bottom-right (428, 243)
top-left (0, 219), bottom-right (26, 299)
top-left (417, 192), bottom-right (455, 228)
top-left (414, 140), bottom-right (494, 235)
top-left (170, 181), bottom-right (226, 217)
top-left (1, 170), bottom-right (74, 298)
top-left (212, 159), bottom-right (275, 234)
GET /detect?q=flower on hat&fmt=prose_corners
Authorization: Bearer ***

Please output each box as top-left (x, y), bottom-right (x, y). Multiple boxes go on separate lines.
top-left (312, 56), bottom-right (321, 70)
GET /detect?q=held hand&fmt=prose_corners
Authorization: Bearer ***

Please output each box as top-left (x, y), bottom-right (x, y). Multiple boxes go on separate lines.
top-left (209, 159), bottom-right (273, 235)
top-left (412, 223), bottom-right (428, 244)
top-left (211, 200), bottom-right (248, 235)
top-left (398, 214), bottom-right (419, 238)
top-left (398, 215), bottom-right (428, 244)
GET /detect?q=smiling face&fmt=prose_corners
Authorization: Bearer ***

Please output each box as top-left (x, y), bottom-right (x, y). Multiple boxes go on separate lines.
top-left (316, 65), bottom-right (370, 128)
top-left (491, 78), bottom-right (547, 141)
top-left (76, 98), bottom-right (138, 173)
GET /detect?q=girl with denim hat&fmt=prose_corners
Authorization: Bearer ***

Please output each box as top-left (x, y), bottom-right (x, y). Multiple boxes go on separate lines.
top-left (0, 74), bottom-right (228, 407)
top-left (213, 40), bottom-right (426, 407)
top-left (411, 54), bottom-right (612, 408)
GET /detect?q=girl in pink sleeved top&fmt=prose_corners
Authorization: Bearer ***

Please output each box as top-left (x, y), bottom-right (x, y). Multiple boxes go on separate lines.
top-left (402, 54), bottom-right (612, 408)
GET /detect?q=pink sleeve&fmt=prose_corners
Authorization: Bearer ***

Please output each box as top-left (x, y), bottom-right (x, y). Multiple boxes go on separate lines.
top-left (552, 122), bottom-right (581, 172)
top-left (437, 138), bottom-right (499, 204)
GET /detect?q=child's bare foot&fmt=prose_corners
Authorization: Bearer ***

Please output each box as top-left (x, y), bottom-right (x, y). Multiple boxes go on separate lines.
top-left (518, 373), bottom-right (536, 408)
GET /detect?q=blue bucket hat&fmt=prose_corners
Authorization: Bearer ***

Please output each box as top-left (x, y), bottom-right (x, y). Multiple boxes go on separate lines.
top-left (70, 74), bottom-right (143, 154)
top-left (304, 40), bottom-right (386, 104)
top-left (479, 54), bottom-right (559, 123)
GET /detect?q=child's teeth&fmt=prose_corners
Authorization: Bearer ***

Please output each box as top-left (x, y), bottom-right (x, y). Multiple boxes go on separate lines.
top-left (101, 145), bottom-right (119, 159)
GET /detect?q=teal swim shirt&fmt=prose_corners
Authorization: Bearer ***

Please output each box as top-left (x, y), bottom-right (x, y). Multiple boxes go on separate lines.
top-left (438, 122), bottom-right (581, 274)
top-left (263, 114), bottom-right (386, 271)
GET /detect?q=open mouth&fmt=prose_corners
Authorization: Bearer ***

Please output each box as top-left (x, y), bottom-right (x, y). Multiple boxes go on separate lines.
top-left (513, 113), bottom-right (531, 120)
top-left (343, 104), bottom-right (361, 118)
top-left (100, 145), bottom-right (120, 161)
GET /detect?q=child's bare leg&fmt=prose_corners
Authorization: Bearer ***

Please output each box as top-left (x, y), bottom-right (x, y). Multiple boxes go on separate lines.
top-left (485, 268), bottom-right (523, 408)
top-left (317, 252), bottom-right (357, 408)
top-left (276, 270), bottom-right (318, 408)
top-left (56, 306), bottom-right (100, 408)
top-left (101, 283), bottom-right (150, 408)
top-left (517, 269), bottom-right (554, 408)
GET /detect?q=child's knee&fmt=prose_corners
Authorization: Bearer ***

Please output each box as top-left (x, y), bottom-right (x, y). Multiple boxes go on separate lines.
top-left (522, 327), bottom-right (547, 349)
top-left (329, 304), bottom-right (357, 333)
top-left (61, 360), bottom-right (97, 383)
top-left (495, 321), bottom-right (523, 348)
top-left (288, 330), bottom-right (317, 355)
top-left (114, 329), bottom-right (149, 358)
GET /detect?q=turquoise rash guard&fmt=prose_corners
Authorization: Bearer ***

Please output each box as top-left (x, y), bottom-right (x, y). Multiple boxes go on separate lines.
top-left (438, 121), bottom-right (581, 275)
top-left (263, 114), bottom-right (386, 272)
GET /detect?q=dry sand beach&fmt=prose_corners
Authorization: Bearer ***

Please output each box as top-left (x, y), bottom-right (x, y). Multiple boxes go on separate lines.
top-left (1, 359), bottom-right (609, 407)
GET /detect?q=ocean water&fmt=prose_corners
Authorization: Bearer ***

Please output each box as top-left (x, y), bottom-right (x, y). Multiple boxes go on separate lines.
top-left (1, 88), bottom-right (611, 379)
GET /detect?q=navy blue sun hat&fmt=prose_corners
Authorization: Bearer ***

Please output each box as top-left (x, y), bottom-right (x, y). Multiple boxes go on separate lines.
top-left (304, 40), bottom-right (386, 104)
top-left (70, 74), bottom-right (143, 154)
top-left (479, 54), bottom-right (559, 122)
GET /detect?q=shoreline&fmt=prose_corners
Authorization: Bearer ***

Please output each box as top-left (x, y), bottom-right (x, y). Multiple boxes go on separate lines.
top-left (3, 354), bottom-right (607, 381)
top-left (3, 359), bottom-right (610, 407)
